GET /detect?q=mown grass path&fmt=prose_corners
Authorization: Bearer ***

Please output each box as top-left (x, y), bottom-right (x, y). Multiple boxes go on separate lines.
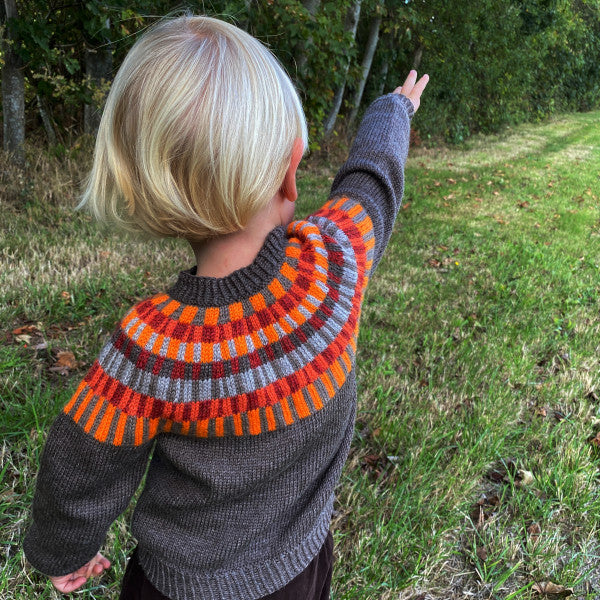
top-left (1, 111), bottom-right (600, 599)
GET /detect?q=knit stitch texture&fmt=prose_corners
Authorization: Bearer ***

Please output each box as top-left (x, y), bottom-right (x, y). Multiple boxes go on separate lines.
top-left (24, 92), bottom-right (414, 600)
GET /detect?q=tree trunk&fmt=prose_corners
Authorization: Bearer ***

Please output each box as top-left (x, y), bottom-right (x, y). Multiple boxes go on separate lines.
top-left (323, 0), bottom-right (362, 137)
top-left (375, 30), bottom-right (392, 97)
top-left (1, 0), bottom-right (25, 168)
top-left (37, 95), bottom-right (57, 146)
top-left (84, 21), bottom-right (113, 135)
top-left (347, 4), bottom-right (383, 128)
top-left (295, 0), bottom-right (321, 79)
top-left (412, 43), bottom-right (424, 71)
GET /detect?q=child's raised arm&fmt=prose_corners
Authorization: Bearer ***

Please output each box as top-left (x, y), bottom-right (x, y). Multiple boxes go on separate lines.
top-left (325, 71), bottom-right (429, 278)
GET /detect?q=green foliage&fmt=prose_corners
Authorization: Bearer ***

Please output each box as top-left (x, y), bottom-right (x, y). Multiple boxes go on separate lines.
top-left (4, 0), bottom-right (600, 145)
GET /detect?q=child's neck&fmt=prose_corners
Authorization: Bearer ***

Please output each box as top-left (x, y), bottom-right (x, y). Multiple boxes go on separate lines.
top-left (190, 193), bottom-right (293, 278)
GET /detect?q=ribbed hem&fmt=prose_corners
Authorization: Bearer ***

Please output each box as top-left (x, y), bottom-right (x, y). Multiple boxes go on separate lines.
top-left (137, 503), bottom-right (332, 600)
top-left (168, 226), bottom-right (287, 307)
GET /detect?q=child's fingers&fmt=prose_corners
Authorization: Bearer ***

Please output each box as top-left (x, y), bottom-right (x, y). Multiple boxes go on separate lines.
top-left (411, 74), bottom-right (430, 100)
top-left (61, 576), bottom-right (88, 592)
top-left (400, 70), bottom-right (418, 96)
top-left (50, 574), bottom-right (88, 593)
top-left (99, 555), bottom-right (111, 569)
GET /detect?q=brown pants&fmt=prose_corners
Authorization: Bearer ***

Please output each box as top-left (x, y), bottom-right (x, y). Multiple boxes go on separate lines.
top-left (120, 532), bottom-right (334, 600)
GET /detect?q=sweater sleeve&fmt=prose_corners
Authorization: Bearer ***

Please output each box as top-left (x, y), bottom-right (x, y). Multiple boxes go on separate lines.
top-left (329, 93), bottom-right (414, 275)
top-left (23, 412), bottom-right (153, 577)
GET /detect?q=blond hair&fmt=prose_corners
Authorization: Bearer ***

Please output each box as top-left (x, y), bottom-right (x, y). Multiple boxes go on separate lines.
top-left (80, 15), bottom-right (308, 241)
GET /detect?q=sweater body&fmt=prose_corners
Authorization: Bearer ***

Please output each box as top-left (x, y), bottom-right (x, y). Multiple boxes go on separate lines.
top-left (24, 93), bottom-right (414, 600)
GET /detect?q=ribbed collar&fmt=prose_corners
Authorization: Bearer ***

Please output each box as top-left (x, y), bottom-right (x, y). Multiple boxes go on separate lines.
top-left (168, 226), bottom-right (287, 307)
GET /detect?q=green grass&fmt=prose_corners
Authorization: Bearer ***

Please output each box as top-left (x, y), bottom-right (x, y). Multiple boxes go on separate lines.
top-left (2, 110), bottom-right (600, 599)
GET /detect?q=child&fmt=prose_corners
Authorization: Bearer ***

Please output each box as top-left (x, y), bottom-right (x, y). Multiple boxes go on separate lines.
top-left (24, 14), bottom-right (428, 600)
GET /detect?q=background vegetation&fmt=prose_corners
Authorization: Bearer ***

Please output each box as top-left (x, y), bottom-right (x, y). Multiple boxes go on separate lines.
top-left (3, 0), bottom-right (600, 167)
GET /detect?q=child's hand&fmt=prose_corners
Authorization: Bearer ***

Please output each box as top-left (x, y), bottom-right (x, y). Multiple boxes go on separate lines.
top-left (394, 70), bottom-right (429, 113)
top-left (49, 552), bottom-right (111, 593)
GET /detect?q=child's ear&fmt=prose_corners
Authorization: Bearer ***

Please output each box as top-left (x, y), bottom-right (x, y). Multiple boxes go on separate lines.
top-left (280, 138), bottom-right (305, 202)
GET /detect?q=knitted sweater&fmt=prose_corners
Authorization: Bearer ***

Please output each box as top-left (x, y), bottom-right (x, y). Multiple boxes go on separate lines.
top-left (24, 93), bottom-right (414, 600)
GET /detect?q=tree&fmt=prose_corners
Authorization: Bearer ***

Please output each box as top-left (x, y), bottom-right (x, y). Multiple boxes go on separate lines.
top-left (295, 0), bottom-right (321, 79)
top-left (323, 0), bottom-right (362, 137)
top-left (1, 0), bottom-right (25, 167)
top-left (347, 0), bottom-right (383, 128)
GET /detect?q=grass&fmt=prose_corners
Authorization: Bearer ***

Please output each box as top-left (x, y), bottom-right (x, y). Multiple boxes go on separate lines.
top-left (1, 110), bottom-right (600, 599)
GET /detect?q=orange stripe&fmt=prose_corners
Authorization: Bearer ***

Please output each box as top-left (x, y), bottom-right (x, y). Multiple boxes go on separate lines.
top-left (73, 389), bottom-right (94, 423)
top-left (166, 338), bottom-right (181, 360)
top-left (162, 300), bottom-right (180, 316)
top-left (234, 335), bottom-right (248, 356)
top-left (95, 403), bottom-right (116, 443)
top-left (330, 360), bottom-right (345, 387)
top-left (179, 305), bottom-right (198, 324)
top-left (229, 302), bottom-right (244, 320)
top-left (151, 333), bottom-right (165, 354)
top-left (292, 390), bottom-right (310, 419)
top-left (162, 420), bottom-right (173, 434)
top-left (136, 324), bottom-right (153, 349)
top-left (308, 383), bottom-right (323, 410)
top-left (148, 418), bottom-right (160, 440)
top-left (265, 325), bottom-right (279, 343)
top-left (268, 279), bottom-right (286, 299)
top-left (286, 245), bottom-right (301, 259)
top-left (220, 341), bottom-right (231, 360)
top-left (196, 419), bottom-right (208, 437)
top-left (200, 342), bottom-right (213, 362)
top-left (279, 398), bottom-right (294, 425)
top-left (84, 397), bottom-right (104, 433)
top-left (321, 373), bottom-right (335, 397)
top-left (151, 293), bottom-right (169, 305)
top-left (181, 421), bottom-right (190, 436)
top-left (113, 412), bottom-right (128, 446)
top-left (215, 417), bottom-right (224, 437)
top-left (265, 406), bottom-right (276, 431)
top-left (341, 351), bottom-right (351, 372)
top-left (134, 417), bottom-right (145, 445)
top-left (247, 409), bottom-right (262, 435)
top-left (184, 342), bottom-right (194, 363)
top-left (347, 203), bottom-right (362, 218)
top-left (204, 307), bottom-right (219, 326)
top-left (127, 318), bottom-right (144, 340)
top-left (233, 413), bottom-right (243, 436)
top-left (249, 293), bottom-right (267, 311)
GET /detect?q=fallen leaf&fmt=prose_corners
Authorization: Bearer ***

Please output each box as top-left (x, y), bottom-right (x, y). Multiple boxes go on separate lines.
top-left (518, 201), bottom-right (530, 209)
top-left (532, 581), bottom-right (572, 597)
top-left (55, 350), bottom-right (77, 369)
top-left (447, 178), bottom-right (457, 185)
top-left (527, 522), bottom-right (541, 542)
top-left (14, 334), bottom-right (32, 344)
top-left (476, 546), bottom-right (488, 561)
top-left (589, 432), bottom-right (600, 447)
top-left (12, 325), bottom-right (41, 336)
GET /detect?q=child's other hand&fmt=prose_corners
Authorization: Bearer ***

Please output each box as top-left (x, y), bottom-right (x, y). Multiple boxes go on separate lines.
top-left (394, 71), bottom-right (429, 113)
top-left (49, 552), bottom-right (111, 593)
